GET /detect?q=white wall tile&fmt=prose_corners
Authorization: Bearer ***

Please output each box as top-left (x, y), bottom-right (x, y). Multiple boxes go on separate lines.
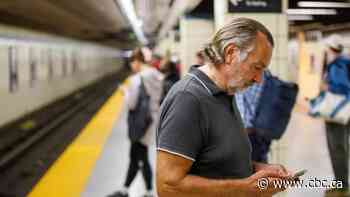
top-left (180, 18), bottom-right (215, 73)
top-left (276, 36), bottom-right (289, 59)
top-left (0, 46), bottom-right (9, 92)
top-left (226, 13), bottom-right (278, 35)
top-left (278, 14), bottom-right (288, 37)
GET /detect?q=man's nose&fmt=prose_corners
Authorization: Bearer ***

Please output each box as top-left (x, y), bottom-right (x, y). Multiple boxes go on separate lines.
top-left (253, 72), bottom-right (263, 84)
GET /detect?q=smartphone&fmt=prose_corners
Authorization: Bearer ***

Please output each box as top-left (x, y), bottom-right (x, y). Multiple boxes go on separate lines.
top-left (292, 169), bottom-right (307, 179)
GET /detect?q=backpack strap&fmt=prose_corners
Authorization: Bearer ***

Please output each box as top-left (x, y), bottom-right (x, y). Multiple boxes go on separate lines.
top-left (140, 76), bottom-right (144, 87)
top-left (139, 76), bottom-right (149, 96)
top-left (330, 97), bottom-right (349, 118)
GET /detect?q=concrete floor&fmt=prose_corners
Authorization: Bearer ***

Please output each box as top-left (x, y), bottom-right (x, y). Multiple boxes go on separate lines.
top-left (276, 106), bottom-right (334, 197)
top-left (82, 104), bottom-right (341, 197)
top-left (82, 104), bottom-right (157, 197)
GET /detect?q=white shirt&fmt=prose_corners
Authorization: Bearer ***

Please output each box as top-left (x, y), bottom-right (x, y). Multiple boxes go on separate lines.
top-left (124, 66), bottom-right (164, 145)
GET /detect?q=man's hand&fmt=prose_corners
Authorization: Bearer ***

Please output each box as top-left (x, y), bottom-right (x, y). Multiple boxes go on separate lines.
top-left (254, 162), bottom-right (292, 177)
top-left (320, 82), bottom-right (328, 91)
top-left (243, 169), bottom-right (291, 197)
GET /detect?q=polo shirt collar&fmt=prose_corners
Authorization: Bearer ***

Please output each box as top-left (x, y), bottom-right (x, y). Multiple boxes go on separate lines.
top-left (188, 65), bottom-right (225, 95)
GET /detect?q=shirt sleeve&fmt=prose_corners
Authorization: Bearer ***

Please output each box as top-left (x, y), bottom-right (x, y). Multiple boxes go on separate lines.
top-left (157, 91), bottom-right (204, 161)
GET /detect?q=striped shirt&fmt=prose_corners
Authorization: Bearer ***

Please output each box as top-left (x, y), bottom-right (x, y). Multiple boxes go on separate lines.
top-left (235, 72), bottom-right (266, 128)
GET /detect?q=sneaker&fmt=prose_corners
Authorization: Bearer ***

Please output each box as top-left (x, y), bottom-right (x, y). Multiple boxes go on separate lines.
top-left (325, 188), bottom-right (350, 197)
top-left (106, 191), bottom-right (128, 197)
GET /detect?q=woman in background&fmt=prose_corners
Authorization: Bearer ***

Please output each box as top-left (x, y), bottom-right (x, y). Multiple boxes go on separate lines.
top-left (108, 48), bottom-right (163, 197)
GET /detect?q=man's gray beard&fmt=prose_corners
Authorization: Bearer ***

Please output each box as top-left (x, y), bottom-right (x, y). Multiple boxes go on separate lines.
top-left (228, 80), bottom-right (255, 94)
top-left (227, 77), bottom-right (246, 91)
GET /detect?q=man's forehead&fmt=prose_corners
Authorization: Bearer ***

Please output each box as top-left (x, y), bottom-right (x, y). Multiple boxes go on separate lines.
top-left (257, 31), bottom-right (273, 48)
top-left (252, 47), bottom-right (272, 68)
top-left (255, 33), bottom-right (273, 64)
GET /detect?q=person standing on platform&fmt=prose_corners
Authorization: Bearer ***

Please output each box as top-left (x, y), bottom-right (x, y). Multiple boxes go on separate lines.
top-left (156, 17), bottom-right (294, 197)
top-left (196, 51), bottom-right (205, 65)
top-left (322, 35), bottom-right (350, 197)
top-left (159, 59), bottom-right (180, 104)
top-left (108, 48), bottom-right (163, 197)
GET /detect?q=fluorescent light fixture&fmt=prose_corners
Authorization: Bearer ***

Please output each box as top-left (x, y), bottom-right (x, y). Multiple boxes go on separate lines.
top-left (117, 0), bottom-right (148, 44)
top-left (287, 9), bottom-right (337, 15)
top-left (136, 20), bottom-right (143, 28)
top-left (298, 1), bottom-right (350, 8)
top-left (158, 0), bottom-right (202, 40)
top-left (288, 15), bottom-right (314, 21)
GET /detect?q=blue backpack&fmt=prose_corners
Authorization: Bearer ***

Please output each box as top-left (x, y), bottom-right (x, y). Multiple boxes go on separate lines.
top-left (253, 72), bottom-right (299, 139)
top-left (127, 77), bottom-right (153, 142)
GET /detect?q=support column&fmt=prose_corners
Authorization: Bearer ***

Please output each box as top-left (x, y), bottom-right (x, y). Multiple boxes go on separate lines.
top-left (297, 31), bottom-right (323, 101)
top-left (179, 17), bottom-right (214, 75)
top-left (214, 0), bottom-right (228, 30)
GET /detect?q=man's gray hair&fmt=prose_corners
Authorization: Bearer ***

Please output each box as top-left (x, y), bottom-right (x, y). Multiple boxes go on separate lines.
top-left (202, 17), bottom-right (274, 65)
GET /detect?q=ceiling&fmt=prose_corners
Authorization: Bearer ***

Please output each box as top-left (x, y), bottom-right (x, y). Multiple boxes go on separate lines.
top-left (2, 1), bottom-right (349, 48)
top-left (0, 0), bottom-right (175, 49)
top-left (289, 0), bottom-right (350, 30)
top-left (0, 0), bottom-right (207, 49)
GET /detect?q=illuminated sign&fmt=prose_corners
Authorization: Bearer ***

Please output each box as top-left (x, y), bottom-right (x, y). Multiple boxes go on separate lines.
top-left (229, 0), bottom-right (282, 13)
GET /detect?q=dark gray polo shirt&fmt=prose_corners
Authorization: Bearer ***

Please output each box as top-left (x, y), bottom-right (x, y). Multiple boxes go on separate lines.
top-left (156, 65), bottom-right (253, 179)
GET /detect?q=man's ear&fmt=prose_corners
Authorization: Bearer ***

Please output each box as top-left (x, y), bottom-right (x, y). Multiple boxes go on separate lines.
top-left (224, 43), bottom-right (238, 64)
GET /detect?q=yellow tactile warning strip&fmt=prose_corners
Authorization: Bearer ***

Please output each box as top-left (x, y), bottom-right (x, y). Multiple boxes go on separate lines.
top-left (28, 81), bottom-right (127, 197)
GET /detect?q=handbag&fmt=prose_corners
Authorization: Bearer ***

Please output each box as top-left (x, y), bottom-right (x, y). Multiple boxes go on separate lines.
top-left (127, 77), bottom-right (153, 142)
top-left (309, 91), bottom-right (350, 125)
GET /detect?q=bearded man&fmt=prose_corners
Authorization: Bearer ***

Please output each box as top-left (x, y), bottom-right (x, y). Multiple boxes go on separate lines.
top-left (156, 17), bottom-right (293, 197)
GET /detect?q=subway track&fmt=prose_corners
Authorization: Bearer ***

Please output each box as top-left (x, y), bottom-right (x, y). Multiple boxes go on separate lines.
top-left (0, 69), bottom-right (129, 197)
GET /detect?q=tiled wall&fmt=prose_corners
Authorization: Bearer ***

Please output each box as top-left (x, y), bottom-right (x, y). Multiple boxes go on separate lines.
top-left (180, 18), bottom-right (215, 75)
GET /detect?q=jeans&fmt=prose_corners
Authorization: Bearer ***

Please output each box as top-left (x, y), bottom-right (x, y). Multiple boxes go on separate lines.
top-left (124, 142), bottom-right (153, 190)
top-left (325, 121), bottom-right (350, 188)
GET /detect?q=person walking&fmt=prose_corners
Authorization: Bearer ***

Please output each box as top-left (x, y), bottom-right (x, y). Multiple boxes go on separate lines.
top-left (108, 48), bottom-right (163, 197)
top-left (322, 35), bottom-right (350, 197)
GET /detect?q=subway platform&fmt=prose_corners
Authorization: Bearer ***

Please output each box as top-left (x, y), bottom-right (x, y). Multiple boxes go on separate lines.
top-left (27, 84), bottom-right (339, 197)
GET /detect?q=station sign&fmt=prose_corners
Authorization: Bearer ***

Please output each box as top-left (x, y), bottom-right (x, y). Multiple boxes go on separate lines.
top-left (228, 0), bottom-right (282, 13)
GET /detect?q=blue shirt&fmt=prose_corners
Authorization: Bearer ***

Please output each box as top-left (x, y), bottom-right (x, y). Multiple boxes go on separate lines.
top-left (235, 72), bottom-right (266, 128)
top-left (326, 56), bottom-right (350, 97)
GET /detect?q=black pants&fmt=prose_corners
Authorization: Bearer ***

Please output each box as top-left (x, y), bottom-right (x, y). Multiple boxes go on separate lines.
top-left (325, 121), bottom-right (350, 188)
top-left (124, 142), bottom-right (153, 190)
